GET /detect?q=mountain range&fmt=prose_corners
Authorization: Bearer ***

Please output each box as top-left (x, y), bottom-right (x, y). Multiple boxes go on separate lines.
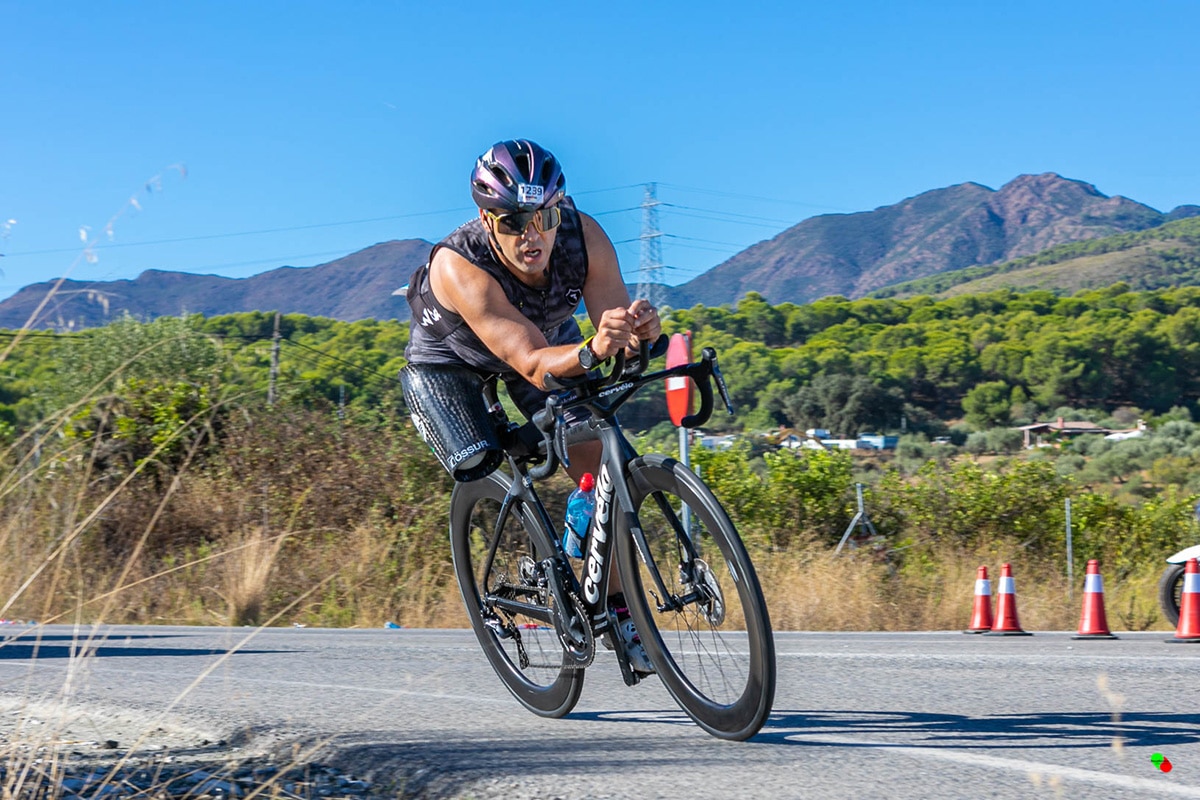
top-left (2, 173), bottom-right (1197, 330)
top-left (665, 172), bottom-right (1199, 307)
top-left (0, 240), bottom-right (430, 330)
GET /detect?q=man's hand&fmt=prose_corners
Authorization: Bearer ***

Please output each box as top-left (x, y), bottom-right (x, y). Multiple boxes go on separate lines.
top-left (590, 301), bottom-right (661, 361)
top-left (627, 299), bottom-right (661, 351)
top-left (591, 306), bottom-right (636, 361)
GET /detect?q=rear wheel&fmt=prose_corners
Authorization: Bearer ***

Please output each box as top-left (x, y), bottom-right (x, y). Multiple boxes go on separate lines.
top-left (1159, 563), bottom-right (1185, 628)
top-left (616, 455), bottom-right (775, 740)
top-left (450, 470), bottom-right (584, 717)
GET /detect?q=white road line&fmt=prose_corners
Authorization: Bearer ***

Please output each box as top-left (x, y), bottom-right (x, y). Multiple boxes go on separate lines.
top-left (787, 732), bottom-right (1200, 797)
top-left (775, 651), bottom-right (1200, 662)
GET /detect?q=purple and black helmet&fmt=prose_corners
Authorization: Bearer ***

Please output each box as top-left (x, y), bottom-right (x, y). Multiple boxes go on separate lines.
top-left (470, 140), bottom-right (566, 212)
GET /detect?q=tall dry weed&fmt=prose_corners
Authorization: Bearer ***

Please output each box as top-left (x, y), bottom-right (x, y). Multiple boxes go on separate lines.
top-left (222, 525), bottom-right (290, 626)
top-left (755, 540), bottom-right (1171, 632)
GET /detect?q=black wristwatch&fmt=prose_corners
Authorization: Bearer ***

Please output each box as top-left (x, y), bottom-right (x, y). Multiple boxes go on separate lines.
top-left (577, 337), bottom-right (606, 370)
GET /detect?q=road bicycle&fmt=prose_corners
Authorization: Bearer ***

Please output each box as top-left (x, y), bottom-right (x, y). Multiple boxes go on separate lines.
top-left (443, 337), bottom-right (775, 741)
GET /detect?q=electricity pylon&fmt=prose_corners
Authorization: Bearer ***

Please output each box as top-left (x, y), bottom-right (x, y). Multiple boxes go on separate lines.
top-left (635, 182), bottom-right (663, 308)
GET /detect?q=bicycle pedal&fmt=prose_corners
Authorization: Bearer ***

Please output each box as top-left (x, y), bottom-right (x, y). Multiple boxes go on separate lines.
top-left (600, 617), bottom-right (644, 685)
top-left (616, 655), bottom-right (644, 687)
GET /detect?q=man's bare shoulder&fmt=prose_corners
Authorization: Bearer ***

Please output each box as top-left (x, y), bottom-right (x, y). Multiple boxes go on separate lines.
top-left (430, 245), bottom-right (505, 316)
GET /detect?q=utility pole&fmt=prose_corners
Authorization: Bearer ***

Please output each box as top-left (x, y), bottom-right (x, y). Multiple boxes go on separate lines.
top-left (635, 182), bottom-right (663, 308)
top-left (268, 311), bottom-right (281, 406)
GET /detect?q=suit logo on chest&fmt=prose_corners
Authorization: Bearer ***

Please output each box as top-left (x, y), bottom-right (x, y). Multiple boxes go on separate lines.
top-left (565, 287), bottom-right (582, 306)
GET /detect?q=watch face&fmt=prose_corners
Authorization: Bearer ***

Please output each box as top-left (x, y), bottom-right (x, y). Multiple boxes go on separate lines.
top-left (579, 341), bottom-right (599, 370)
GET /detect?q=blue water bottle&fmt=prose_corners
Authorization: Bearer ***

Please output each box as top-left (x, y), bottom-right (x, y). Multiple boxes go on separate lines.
top-left (562, 472), bottom-right (596, 559)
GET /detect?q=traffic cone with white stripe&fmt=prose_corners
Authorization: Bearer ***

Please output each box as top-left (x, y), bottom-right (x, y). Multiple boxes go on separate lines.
top-left (1168, 558), bottom-right (1200, 643)
top-left (963, 566), bottom-right (993, 633)
top-left (1073, 559), bottom-right (1117, 639)
top-left (985, 563), bottom-right (1032, 636)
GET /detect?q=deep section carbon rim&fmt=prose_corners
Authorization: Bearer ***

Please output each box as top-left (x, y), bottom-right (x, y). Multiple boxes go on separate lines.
top-left (449, 471), bottom-right (583, 717)
top-left (618, 455), bottom-right (775, 740)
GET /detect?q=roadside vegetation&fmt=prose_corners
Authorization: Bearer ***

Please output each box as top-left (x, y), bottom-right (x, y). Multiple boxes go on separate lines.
top-left (3, 282), bottom-right (1200, 632)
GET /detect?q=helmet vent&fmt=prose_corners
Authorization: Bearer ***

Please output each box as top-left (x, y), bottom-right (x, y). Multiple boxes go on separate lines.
top-left (488, 164), bottom-right (513, 188)
top-left (513, 153), bottom-right (532, 182)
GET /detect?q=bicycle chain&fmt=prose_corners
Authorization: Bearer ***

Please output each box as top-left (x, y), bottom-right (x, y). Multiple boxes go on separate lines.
top-left (511, 588), bottom-right (595, 671)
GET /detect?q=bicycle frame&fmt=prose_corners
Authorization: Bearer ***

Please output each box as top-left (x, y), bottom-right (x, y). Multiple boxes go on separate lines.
top-left (478, 344), bottom-right (729, 654)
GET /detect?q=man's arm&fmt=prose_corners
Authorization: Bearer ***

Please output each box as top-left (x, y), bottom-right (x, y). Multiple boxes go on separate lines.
top-left (579, 212), bottom-right (662, 354)
top-left (429, 248), bottom-right (588, 390)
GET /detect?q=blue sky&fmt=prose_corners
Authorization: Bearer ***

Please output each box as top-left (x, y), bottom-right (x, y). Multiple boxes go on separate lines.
top-left (2, 1), bottom-right (1198, 301)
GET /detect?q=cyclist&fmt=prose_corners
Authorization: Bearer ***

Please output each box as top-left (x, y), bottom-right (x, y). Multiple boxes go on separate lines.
top-left (404, 139), bottom-right (661, 673)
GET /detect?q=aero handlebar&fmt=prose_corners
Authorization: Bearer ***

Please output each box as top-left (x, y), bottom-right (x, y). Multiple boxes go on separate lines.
top-left (526, 335), bottom-right (733, 480)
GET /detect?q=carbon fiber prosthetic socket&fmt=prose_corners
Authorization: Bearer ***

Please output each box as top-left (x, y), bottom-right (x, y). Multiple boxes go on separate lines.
top-left (399, 364), bottom-right (503, 482)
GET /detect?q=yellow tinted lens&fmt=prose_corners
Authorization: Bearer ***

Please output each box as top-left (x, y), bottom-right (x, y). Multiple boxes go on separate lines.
top-left (538, 206), bottom-right (562, 231)
top-left (495, 211), bottom-right (533, 235)
top-left (492, 207), bottom-right (561, 235)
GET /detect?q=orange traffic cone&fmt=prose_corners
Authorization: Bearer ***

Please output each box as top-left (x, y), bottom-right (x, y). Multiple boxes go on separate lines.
top-left (986, 563), bottom-right (1032, 636)
top-left (1168, 558), bottom-right (1200, 644)
top-left (1073, 559), bottom-right (1117, 639)
top-left (963, 566), bottom-right (993, 633)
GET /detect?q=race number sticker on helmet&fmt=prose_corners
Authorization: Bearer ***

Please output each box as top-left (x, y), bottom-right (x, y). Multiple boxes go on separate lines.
top-left (517, 184), bottom-right (544, 205)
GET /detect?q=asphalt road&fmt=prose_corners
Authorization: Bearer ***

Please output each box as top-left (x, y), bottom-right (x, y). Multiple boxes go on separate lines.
top-left (2, 625), bottom-right (1199, 799)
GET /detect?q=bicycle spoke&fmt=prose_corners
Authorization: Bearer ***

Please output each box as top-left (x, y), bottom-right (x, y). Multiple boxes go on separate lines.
top-left (450, 471), bottom-right (583, 717)
top-left (619, 455), bottom-right (775, 739)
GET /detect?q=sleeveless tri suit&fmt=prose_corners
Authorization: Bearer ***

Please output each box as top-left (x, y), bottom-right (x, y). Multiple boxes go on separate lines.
top-left (404, 197), bottom-right (589, 418)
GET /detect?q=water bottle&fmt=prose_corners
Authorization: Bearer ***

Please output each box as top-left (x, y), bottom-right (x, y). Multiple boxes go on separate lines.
top-left (562, 472), bottom-right (596, 559)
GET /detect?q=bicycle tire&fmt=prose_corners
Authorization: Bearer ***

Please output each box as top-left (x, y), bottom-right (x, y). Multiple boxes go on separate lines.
top-left (616, 455), bottom-right (775, 740)
top-left (449, 470), bottom-right (584, 718)
top-left (1159, 563), bottom-right (1185, 628)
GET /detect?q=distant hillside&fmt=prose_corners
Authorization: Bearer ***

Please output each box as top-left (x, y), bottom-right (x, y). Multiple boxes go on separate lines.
top-left (4, 172), bottom-right (1198, 330)
top-left (869, 217), bottom-right (1200, 298)
top-left (0, 240), bottom-right (432, 330)
top-left (665, 173), bottom-right (1196, 308)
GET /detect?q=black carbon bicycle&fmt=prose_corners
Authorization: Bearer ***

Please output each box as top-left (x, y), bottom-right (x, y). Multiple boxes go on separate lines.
top-left (446, 336), bottom-right (776, 740)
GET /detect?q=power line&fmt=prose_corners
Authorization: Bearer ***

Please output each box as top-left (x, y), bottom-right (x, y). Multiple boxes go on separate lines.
top-left (570, 184), bottom-right (645, 196)
top-left (0, 330), bottom-right (87, 340)
top-left (664, 242), bottom-right (744, 255)
top-left (157, 249), bottom-right (360, 274)
top-left (660, 203), bottom-right (797, 226)
top-left (588, 206), bottom-right (642, 217)
top-left (284, 339), bottom-right (400, 385)
top-left (663, 233), bottom-right (749, 248)
top-left (3, 207), bottom-right (473, 258)
top-left (657, 182), bottom-right (856, 212)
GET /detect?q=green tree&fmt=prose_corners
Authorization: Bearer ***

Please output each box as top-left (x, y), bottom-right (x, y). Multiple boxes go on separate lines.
top-left (53, 314), bottom-right (226, 407)
top-left (784, 374), bottom-right (903, 436)
top-left (962, 381), bottom-right (1014, 428)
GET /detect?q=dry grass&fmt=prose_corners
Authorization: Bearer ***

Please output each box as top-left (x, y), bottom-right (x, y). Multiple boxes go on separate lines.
top-left (0, 350), bottom-right (1176, 637)
top-left (753, 543), bottom-right (1173, 632)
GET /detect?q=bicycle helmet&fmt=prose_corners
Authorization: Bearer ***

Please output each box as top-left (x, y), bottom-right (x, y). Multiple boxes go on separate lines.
top-left (470, 140), bottom-right (566, 212)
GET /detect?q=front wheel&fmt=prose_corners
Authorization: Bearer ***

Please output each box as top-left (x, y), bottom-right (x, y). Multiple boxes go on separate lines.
top-left (616, 455), bottom-right (776, 740)
top-left (450, 470), bottom-right (584, 718)
top-left (1159, 563), bottom-right (1185, 628)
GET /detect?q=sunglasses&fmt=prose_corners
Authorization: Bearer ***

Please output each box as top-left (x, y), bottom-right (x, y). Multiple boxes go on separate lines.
top-left (486, 206), bottom-right (562, 236)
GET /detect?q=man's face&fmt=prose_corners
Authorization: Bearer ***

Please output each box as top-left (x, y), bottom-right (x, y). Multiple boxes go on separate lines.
top-left (480, 199), bottom-right (561, 282)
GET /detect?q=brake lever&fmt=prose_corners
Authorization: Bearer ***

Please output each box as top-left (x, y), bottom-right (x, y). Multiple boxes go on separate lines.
top-left (553, 410), bottom-right (571, 468)
top-left (704, 347), bottom-right (735, 415)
